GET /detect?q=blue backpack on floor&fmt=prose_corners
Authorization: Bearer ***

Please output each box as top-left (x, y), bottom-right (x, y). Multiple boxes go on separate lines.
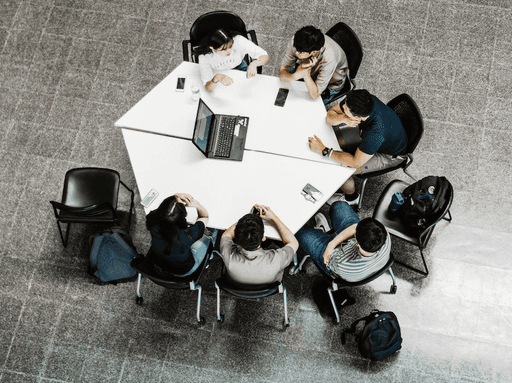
top-left (342, 310), bottom-right (402, 361)
top-left (88, 226), bottom-right (139, 285)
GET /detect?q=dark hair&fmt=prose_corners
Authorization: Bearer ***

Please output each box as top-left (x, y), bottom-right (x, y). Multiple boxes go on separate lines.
top-left (293, 26), bottom-right (325, 53)
top-left (194, 28), bottom-right (235, 56)
top-left (344, 89), bottom-right (375, 117)
top-left (234, 213), bottom-right (264, 251)
top-left (355, 218), bottom-right (387, 253)
top-left (145, 196), bottom-right (190, 254)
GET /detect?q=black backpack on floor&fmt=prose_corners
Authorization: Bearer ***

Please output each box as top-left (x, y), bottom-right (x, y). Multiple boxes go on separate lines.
top-left (397, 175), bottom-right (451, 230)
top-left (342, 310), bottom-right (402, 361)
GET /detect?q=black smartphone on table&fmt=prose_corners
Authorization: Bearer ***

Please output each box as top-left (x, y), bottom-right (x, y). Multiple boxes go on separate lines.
top-left (274, 88), bottom-right (289, 107)
top-left (176, 76), bottom-right (186, 92)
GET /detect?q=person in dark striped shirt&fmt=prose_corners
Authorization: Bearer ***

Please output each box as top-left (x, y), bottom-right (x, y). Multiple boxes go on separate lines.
top-left (296, 201), bottom-right (390, 282)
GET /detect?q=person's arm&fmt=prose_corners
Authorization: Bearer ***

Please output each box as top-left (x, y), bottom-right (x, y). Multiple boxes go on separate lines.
top-left (255, 205), bottom-right (299, 253)
top-left (247, 54), bottom-right (269, 78)
top-left (278, 38), bottom-right (300, 82)
top-left (303, 70), bottom-right (321, 99)
top-left (199, 55), bottom-right (214, 88)
top-left (331, 148), bottom-right (372, 169)
top-left (236, 36), bottom-right (269, 78)
top-left (326, 103), bottom-right (360, 127)
top-left (174, 193), bottom-right (209, 225)
top-left (205, 73), bottom-right (234, 92)
top-left (308, 135), bottom-right (373, 168)
top-left (322, 223), bottom-right (357, 264)
top-left (192, 200), bottom-right (208, 225)
top-left (221, 222), bottom-right (236, 239)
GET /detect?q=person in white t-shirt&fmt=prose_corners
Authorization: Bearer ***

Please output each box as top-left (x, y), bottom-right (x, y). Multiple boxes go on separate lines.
top-left (196, 28), bottom-right (269, 92)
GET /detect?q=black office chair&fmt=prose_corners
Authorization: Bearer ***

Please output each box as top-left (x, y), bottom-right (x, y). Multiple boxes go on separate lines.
top-left (215, 271), bottom-right (290, 327)
top-left (324, 22), bottom-right (363, 104)
top-left (357, 93), bottom-right (424, 210)
top-left (131, 242), bottom-right (215, 324)
top-left (372, 179), bottom-right (454, 277)
top-left (182, 10), bottom-right (262, 74)
top-left (291, 253), bottom-right (396, 323)
top-left (50, 168), bottom-right (134, 247)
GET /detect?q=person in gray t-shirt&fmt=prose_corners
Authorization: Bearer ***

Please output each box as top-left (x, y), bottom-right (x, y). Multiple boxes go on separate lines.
top-left (279, 25), bottom-right (349, 104)
top-left (220, 205), bottom-right (299, 287)
top-left (295, 201), bottom-right (390, 282)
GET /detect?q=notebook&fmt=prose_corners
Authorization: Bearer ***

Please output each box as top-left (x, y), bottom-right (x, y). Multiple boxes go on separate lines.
top-left (192, 98), bottom-right (249, 161)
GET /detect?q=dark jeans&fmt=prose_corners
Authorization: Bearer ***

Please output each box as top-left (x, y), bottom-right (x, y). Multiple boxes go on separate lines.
top-left (295, 201), bottom-right (359, 276)
top-left (233, 59), bottom-right (249, 72)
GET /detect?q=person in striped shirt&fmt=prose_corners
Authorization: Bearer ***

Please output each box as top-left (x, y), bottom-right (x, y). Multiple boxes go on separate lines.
top-left (296, 201), bottom-right (390, 282)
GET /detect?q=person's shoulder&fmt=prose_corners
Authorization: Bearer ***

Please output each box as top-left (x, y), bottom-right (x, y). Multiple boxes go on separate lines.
top-left (267, 245), bottom-right (295, 261)
top-left (221, 235), bottom-right (233, 245)
top-left (323, 35), bottom-right (343, 55)
top-left (376, 232), bottom-right (391, 258)
top-left (233, 34), bottom-right (249, 44)
top-left (372, 95), bottom-right (385, 108)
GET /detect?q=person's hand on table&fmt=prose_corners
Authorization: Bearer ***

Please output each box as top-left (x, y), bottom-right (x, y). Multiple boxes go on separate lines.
top-left (214, 73), bottom-right (234, 86)
top-left (308, 135), bottom-right (326, 153)
top-left (322, 242), bottom-right (337, 265)
top-left (247, 61), bottom-right (258, 78)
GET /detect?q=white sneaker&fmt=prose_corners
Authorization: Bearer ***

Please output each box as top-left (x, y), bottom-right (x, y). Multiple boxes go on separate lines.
top-left (326, 193), bottom-right (360, 207)
top-left (314, 213), bottom-right (331, 233)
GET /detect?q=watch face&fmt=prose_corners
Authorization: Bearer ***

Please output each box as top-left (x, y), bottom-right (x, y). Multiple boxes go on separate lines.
top-left (322, 148), bottom-right (329, 156)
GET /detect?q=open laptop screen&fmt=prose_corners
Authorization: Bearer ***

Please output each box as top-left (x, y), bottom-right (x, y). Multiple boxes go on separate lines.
top-left (192, 99), bottom-right (214, 156)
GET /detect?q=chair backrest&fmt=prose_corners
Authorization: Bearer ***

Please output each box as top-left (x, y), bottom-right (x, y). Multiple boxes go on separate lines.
top-left (387, 94), bottom-right (424, 155)
top-left (131, 242), bottom-right (214, 289)
top-left (325, 22), bottom-right (363, 79)
top-left (62, 167), bottom-right (120, 208)
top-left (216, 274), bottom-right (281, 299)
top-left (334, 253), bottom-right (395, 287)
top-left (189, 10), bottom-right (250, 49)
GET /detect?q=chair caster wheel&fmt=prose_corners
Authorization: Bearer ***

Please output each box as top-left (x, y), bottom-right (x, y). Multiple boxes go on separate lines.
top-left (218, 315), bottom-right (224, 322)
top-left (135, 296), bottom-right (143, 305)
top-left (390, 285), bottom-right (397, 294)
top-left (284, 321), bottom-right (290, 327)
top-left (198, 317), bottom-right (205, 325)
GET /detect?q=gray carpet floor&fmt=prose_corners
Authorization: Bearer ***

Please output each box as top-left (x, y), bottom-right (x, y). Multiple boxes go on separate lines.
top-left (1, 0), bottom-right (511, 382)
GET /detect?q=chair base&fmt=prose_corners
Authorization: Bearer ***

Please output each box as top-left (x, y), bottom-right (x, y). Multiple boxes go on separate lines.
top-left (390, 209), bottom-right (453, 278)
top-left (135, 272), bottom-right (205, 324)
top-left (292, 254), bottom-right (397, 323)
top-left (215, 281), bottom-right (290, 327)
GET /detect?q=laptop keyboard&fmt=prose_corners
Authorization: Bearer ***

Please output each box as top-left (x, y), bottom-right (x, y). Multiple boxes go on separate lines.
top-left (214, 117), bottom-right (236, 157)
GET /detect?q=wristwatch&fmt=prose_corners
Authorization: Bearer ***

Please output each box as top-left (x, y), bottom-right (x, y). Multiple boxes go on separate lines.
top-left (322, 147), bottom-right (331, 157)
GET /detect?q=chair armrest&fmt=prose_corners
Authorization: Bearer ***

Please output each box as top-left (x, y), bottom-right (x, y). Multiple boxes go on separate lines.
top-left (182, 40), bottom-right (191, 62)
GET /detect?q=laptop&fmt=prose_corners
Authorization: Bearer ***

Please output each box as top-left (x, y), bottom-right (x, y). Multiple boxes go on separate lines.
top-left (192, 98), bottom-right (249, 161)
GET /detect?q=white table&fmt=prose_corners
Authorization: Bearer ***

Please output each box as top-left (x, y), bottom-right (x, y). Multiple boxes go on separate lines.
top-left (116, 61), bottom-right (340, 164)
top-left (123, 129), bottom-right (354, 239)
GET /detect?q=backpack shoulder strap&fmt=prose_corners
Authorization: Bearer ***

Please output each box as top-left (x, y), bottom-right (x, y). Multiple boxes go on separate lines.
top-left (342, 311), bottom-right (380, 344)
